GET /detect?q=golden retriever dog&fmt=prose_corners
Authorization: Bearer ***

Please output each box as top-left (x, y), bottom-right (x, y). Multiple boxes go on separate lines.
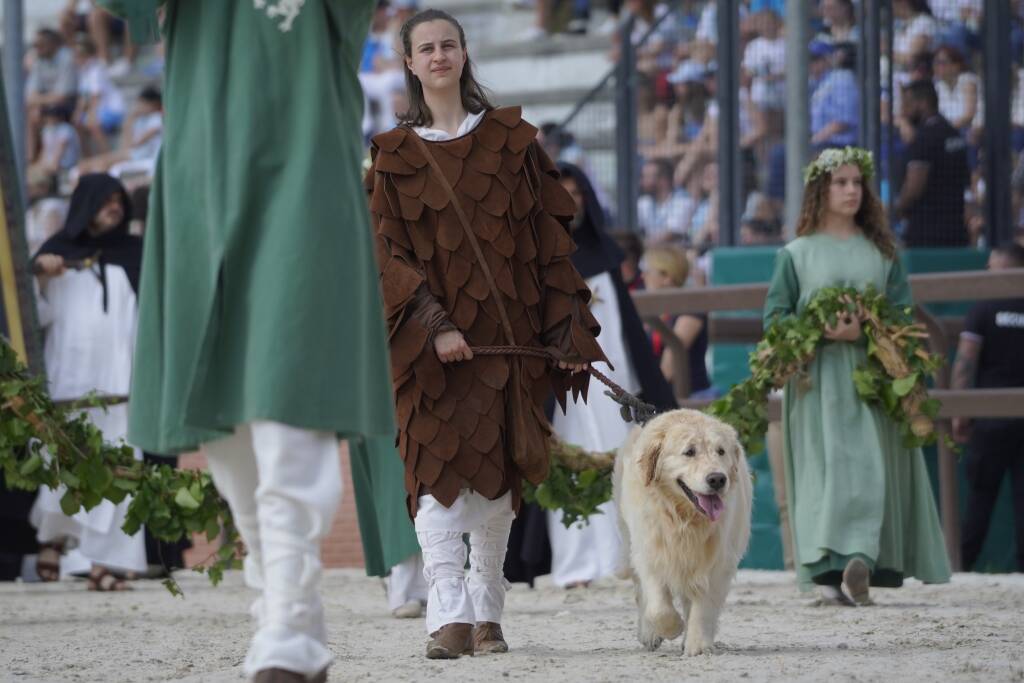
top-left (614, 409), bottom-right (752, 655)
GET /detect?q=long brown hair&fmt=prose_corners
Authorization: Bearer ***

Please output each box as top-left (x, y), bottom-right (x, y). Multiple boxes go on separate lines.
top-left (398, 9), bottom-right (494, 128)
top-left (795, 166), bottom-right (897, 259)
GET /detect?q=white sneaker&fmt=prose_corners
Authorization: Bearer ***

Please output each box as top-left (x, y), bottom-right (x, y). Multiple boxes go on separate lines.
top-left (392, 599), bottom-right (424, 619)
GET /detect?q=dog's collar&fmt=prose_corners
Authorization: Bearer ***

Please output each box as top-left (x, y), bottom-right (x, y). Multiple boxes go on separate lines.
top-left (676, 477), bottom-right (708, 518)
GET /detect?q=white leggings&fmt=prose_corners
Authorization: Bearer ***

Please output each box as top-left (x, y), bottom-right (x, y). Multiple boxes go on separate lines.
top-left (414, 490), bottom-right (516, 636)
top-left (204, 422), bottom-right (341, 677)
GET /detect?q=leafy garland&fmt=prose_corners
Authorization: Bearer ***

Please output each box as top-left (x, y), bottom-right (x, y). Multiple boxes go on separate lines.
top-left (0, 342), bottom-right (241, 596)
top-left (529, 285), bottom-right (948, 526)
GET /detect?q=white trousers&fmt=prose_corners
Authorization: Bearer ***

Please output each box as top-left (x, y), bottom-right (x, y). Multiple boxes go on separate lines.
top-left (414, 490), bottom-right (515, 636)
top-left (204, 422), bottom-right (341, 678)
top-left (546, 500), bottom-right (622, 587)
top-left (388, 553), bottom-right (428, 612)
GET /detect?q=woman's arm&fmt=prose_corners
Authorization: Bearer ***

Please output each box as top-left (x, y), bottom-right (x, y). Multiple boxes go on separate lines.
top-left (954, 77), bottom-right (978, 130)
top-left (763, 247), bottom-right (799, 326)
top-left (673, 314), bottom-right (705, 349)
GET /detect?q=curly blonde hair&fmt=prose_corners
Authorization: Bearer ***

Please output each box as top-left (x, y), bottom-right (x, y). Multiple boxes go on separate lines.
top-left (795, 166), bottom-right (896, 260)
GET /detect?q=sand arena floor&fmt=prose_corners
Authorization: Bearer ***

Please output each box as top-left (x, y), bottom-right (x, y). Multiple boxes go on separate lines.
top-left (1, 569), bottom-right (1023, 682)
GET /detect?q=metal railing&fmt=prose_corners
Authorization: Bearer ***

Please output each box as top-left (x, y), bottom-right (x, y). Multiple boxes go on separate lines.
top-left (557, 1), bottom-right (1022, 246)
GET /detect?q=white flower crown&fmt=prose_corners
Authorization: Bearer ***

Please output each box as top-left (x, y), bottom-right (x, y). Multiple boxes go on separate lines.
top-left (803, 146), bottom-right (875, 185)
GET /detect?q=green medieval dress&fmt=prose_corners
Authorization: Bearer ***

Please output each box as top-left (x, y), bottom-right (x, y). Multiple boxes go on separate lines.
top-left (100, 0), bottom-right (396, 453)
top-left (349, 436), bottom-right (419, 577)
top-left (763, 233), bottom-right (951, 589)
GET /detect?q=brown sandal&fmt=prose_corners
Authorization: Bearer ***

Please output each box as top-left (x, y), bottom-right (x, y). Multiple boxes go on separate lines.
top-left (36, 543), bottom-right (62, 582)
top-left (87, 567), bottom-right (132, 592)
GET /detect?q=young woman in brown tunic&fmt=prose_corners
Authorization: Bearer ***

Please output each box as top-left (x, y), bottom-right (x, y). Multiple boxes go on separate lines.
top-left (366, 9), bottom-right (607, 660)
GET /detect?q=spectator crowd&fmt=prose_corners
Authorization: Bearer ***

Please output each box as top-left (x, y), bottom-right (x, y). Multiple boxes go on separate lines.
top-left (24, 1), bottom-right (164, 254)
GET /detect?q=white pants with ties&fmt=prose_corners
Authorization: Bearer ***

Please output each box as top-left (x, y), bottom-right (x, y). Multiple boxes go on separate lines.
top-left (414, 489), bottom-right (516, 636)
top-left (204, 421), bottom-right (341, 678)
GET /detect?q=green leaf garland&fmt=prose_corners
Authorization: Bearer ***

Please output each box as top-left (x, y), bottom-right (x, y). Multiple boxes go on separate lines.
top-left (0, 341), bottom-right (242, 596)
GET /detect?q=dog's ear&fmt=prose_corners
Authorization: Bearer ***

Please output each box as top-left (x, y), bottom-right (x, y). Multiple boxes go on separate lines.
top-left (640, 433), bottom-right (663, 486)
top-left (729, 431), bottom-right (745, 480)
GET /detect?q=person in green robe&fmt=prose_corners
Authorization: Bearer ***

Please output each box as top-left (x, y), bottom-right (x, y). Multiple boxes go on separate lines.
top-left (348, 436), bottom-right (425, 618)
top-left (763, 147), bottom-right (951, 607)
top-left (97, 2), bottom-right (396, 681)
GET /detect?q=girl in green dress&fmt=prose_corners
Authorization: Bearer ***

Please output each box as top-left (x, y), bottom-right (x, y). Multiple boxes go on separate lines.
top-left (764, 147), bottom-right (951, 606)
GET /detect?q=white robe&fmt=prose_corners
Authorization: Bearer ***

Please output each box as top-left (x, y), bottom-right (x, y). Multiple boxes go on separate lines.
top-left (547, 271), bottom-right (638, 587)
top-left (30, 264), bottom-right (147, 574)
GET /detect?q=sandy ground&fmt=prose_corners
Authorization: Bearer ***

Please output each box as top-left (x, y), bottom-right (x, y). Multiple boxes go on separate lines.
top-left (2, 569), bottom-right (1023, 683)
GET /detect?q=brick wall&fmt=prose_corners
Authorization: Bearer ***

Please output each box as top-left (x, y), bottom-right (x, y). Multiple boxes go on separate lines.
top-left (179, 441), bottom-right (366, 570)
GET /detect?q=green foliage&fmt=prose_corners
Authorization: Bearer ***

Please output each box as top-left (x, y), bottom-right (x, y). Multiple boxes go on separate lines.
top-left (523, 462), bottom-right (613, 528)
top-left (528, 286), bottom-right (948, 526)
top-left (0, 341), bottom-right (241, 596)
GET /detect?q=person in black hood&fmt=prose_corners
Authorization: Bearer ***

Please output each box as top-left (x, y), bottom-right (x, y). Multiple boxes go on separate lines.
top-left (29, 173), bottom-right (151, 590)
top-left (505, 163), bottom-right (676, 588)
top-left (34, 173), bottom-right (140, 301)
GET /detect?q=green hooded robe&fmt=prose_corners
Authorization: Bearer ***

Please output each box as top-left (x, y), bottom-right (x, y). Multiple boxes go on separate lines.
top-left (100, 0), bottom-right (396, 452)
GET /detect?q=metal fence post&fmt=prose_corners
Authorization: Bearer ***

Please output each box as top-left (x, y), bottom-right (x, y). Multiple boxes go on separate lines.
top-left (3, 0), bottom-right (25, 183)
top-left (983, 0), bottom-right (1013, 248)
top-left (784, 0), bottom-right (809, 238)
top-left (860, 0), bottom-right (882, 188)
top-left (716, 0), bottom-right (741, 246)
top-left (884, 0), bottom-right (896, 221)
top-left (615, 14), bottom-right (639, 233)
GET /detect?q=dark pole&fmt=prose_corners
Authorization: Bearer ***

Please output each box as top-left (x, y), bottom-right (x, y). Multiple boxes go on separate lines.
top-left (784, 0), bottom-right (809, 238)
top-left (983, 0), bottom-right (1013, 247)
top-left (615, 14), bottom-right (639, 232)
top-left (884, 0), bottom-right (896, 222)
top-left (3, 0), bottom-right (25, 182)
top-left (716, 0), bottom-right (741, 246)
top-left (863, 0), bottom-right (882, 190)
top-left (857, 0), bottom-right (867, 149)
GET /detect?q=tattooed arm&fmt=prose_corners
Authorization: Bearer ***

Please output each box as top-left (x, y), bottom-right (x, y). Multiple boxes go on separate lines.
top-left (950, 334), bottom-right (982, 443)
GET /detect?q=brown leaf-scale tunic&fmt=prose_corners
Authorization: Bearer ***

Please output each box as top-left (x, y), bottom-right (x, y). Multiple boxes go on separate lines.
top-left (366, 106), bottom-right (608, 517)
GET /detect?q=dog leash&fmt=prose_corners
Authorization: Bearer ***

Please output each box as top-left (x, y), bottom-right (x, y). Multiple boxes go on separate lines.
top-left (470, 345), bottom-right (656, 425)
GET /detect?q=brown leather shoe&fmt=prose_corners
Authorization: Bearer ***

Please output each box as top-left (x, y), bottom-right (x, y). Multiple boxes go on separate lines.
top-left (252, 669), bottom-right (305, 683)
top-left (473, 621), bottom-right (509, 655)
top-left (251, 668), bottom-right (326, 683)
top-left (426, 622), bottom-right (474, 659)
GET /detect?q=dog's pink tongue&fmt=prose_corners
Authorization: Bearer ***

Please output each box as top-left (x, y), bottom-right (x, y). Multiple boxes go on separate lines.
top-left (697, 494), bottom-right (724, 521)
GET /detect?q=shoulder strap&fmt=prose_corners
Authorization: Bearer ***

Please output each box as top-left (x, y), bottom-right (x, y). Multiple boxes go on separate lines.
top-left (407, 130), bottom-right (518, 346)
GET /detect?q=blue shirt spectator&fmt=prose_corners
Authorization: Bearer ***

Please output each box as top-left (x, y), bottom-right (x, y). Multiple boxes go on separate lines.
top-left (810, 42), bottom-right (859, 148)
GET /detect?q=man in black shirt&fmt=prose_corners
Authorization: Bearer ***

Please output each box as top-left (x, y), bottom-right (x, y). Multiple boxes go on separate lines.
top-left (952, 244), bottom-right (1024, 571)
top-left (896, 80), bottom-right (971, 247)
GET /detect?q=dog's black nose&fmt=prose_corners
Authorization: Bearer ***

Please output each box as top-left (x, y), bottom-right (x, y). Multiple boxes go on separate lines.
top-left (706, 472), bottom-right (727, 491)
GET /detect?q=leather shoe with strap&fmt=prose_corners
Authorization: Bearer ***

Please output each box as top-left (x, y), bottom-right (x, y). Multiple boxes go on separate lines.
top-left (426, 622), bottom-right (474, 659)
top-left (473, 621), bottom-right (509, 654)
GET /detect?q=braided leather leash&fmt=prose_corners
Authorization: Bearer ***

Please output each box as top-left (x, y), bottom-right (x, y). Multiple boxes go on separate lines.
top-left (470, 345), bottom-right (656, 424)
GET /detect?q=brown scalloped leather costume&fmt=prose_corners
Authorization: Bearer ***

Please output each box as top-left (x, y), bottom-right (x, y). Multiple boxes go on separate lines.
top-left (366, 107), bottom-right (609, 517)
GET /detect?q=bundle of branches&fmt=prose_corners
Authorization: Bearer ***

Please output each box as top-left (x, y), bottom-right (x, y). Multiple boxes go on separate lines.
top-left (708, 285), bottom-right (944, 453)
top-left (0, 341), bottom-right (241, 596)
top-left (524, 437), bottom-right (615, 528)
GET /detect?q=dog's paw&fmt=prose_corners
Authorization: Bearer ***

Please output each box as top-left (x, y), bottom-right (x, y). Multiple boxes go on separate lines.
top-left (683, 633), bottom-right (716, 656)
top-left (648, 608), bottom-right (685, 641)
